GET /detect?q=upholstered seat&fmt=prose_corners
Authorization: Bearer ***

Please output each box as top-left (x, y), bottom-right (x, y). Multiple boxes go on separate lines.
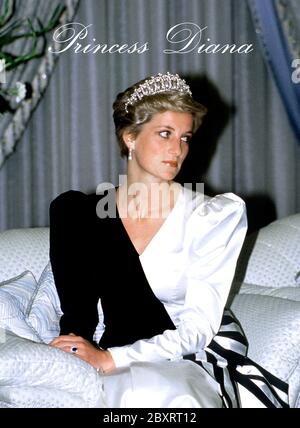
top-left (0, 214), bottom-right (299, 407)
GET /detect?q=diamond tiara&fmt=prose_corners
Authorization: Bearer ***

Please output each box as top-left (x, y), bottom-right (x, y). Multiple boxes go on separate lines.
top-left (124, 72), bottom-right (192, 113)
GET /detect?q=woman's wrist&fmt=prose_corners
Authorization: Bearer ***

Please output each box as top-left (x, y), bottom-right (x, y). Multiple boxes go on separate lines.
top-left (97, 349), bottom-right (115, 373)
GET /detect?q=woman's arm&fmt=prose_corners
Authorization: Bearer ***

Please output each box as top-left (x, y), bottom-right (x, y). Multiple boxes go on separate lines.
top-left (49, 191), bottom-right (99, 342)
top-left (107, 193), bottom-right (247, 368)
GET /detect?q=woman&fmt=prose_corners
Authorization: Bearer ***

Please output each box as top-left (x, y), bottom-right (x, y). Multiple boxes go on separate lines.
top-left (49, 72), bottom-right (288, 408)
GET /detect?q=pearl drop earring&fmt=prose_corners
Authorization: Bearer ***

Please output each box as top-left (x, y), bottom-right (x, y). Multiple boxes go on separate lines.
top-left (128, 141), bottom-right (135, 160)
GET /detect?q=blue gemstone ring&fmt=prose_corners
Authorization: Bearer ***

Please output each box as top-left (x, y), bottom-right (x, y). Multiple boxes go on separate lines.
top-left (71, 346), bottom-right (78, 354)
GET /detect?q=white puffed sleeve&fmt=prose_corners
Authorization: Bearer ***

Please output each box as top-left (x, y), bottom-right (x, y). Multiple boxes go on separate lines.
top-left (108, 193), bottom-right (247, 368)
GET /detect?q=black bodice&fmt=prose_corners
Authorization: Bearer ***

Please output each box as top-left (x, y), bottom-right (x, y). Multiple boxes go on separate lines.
top-left (49, 190), bottom-right (175, 349)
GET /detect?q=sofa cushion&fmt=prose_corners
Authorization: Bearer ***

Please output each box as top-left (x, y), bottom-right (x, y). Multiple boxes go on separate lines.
top-left (238, 282), bottom-right (300, 301)
top-left (0, 264), bottom-right (62, 344)
top-left (27, 263), bottom-right (63, 344)
top-left (0, 385), bottom-right (89, 408)
top-left (0, 263), bottom-right (104, 344)
top-left (231, 293), bottom-right (300, 406)
top-left (0, 331), bottom-right (106, 408)
top-left (0, 271), bottom-right (41, 342)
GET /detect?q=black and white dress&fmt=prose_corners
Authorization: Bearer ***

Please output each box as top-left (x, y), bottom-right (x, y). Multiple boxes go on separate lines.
top-left (50, 185), bottom-right (289, 408)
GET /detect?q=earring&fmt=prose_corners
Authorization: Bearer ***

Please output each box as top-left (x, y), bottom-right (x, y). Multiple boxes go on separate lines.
top-left (128, 148), bottom-right (133, 161)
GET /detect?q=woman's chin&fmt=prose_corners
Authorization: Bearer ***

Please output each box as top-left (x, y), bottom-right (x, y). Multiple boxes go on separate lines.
top-left (159, 173), bottom-right (178, 182)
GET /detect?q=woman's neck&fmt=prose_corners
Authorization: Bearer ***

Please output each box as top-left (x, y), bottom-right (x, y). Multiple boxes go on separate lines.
top-left (117, 179), bottom-right (181, 220)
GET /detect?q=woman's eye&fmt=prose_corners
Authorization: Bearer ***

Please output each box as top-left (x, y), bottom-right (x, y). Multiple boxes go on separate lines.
top-left (181, 135), bottom-right (192, 143)
top-left (159, 131), bottom-right (170, 139)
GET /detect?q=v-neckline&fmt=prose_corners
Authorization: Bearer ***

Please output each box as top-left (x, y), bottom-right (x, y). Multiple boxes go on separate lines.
top-left (116, 186), bottom-right (183, 258)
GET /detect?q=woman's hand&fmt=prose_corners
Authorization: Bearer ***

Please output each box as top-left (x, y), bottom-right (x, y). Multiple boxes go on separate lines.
top-left (49, 333), bottom-right (116, 373)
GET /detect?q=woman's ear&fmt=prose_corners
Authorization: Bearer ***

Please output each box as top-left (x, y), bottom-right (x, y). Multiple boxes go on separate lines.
top-left (123, 130), bottom-right (136, 150)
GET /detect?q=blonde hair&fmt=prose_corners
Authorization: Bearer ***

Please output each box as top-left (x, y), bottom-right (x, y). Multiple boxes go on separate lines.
top-left (113, 75), bottom-right (207, 157)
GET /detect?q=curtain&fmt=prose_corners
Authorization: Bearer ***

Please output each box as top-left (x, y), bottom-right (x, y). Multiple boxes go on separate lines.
top-left (0, 0), bottom-right (299, 231)
top-left (0, 0), bottom-right (80, 168)
top-left (248, 0), bottom-right (300, 142)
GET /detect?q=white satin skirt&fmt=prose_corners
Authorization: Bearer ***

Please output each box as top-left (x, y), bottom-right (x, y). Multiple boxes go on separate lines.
top-left (101, 359), bottom-right (223, 408)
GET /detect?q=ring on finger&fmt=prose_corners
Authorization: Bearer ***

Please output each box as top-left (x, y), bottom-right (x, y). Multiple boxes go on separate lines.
top-left (70, 345), bottom-right (78, 354)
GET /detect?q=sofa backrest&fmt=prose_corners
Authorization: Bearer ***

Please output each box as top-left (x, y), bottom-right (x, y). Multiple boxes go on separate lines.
top-left (0, 228), bottom-right (49, 282)
top-left (234, 213), bottom-right (300, 289)
top-left (1, 213), bottom-right (300, 286)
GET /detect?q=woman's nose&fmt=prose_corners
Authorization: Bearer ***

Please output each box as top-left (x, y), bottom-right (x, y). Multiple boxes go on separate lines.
top-left (168, 138), bottom-right (182, 156)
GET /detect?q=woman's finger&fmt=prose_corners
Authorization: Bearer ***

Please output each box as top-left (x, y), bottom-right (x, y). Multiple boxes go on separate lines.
top-left (50, 338), bottom-right (80, 350)
top-left (51, 341), bottom-right (81, 355)
top-left (50, 334), bottom-right (82, 346)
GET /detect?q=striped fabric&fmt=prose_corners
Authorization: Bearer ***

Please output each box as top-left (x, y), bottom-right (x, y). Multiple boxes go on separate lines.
top-left (185, 309), bottom-right (289, 408)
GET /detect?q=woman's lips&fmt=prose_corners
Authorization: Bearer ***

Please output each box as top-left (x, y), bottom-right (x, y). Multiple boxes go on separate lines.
top-left (162, 160), bottom-right (178, 168)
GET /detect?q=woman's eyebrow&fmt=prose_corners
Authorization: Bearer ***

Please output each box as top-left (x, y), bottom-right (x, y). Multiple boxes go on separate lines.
top-left (154, 125), bottom-right (193, 133)
top-left (153, 125), bottom-right (175, 130)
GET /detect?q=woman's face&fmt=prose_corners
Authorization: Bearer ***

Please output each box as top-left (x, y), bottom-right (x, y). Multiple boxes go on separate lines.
top-left (126, 110), bottom-right (193, 183)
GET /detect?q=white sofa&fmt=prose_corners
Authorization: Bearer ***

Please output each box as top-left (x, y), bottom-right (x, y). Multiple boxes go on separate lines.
top-left (230, 213), bottom-right (300, 408)
top-left (0, 214), bottom-right (300, 407)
